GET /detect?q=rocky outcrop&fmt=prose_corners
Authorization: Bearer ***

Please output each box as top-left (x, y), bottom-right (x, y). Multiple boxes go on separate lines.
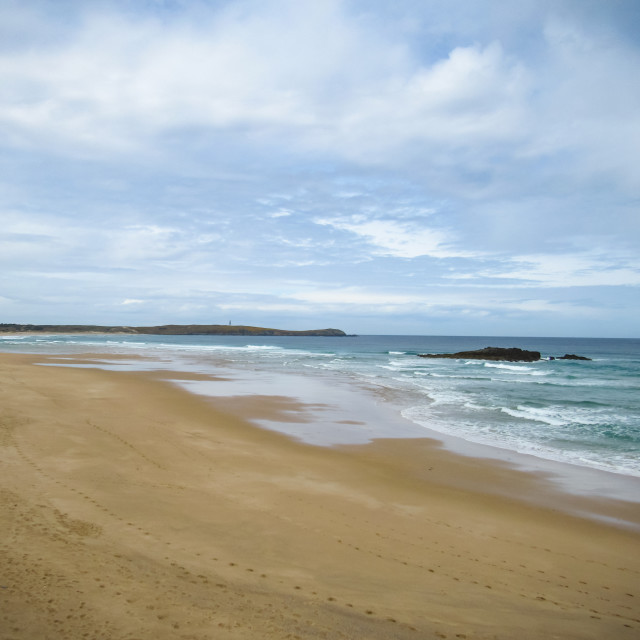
top-left (418, 347), bottom-right (593, 362)
top-left (418, 347), bottom-right (541, 362)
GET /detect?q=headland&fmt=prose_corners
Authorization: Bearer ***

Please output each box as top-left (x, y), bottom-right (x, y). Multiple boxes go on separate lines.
top-left (0, 323), bottom-right (347, 337)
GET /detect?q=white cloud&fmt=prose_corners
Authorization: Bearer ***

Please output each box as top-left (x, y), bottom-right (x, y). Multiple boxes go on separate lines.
top-left (217, 301), bottom-right (311, 314)
top-left (0, 1), bottom-right (388, 153)
top-left (105, 224), bottom-right (188, 264)
top-left (1, 0), bottom-right (638, 197)
top-left (325, 42), bottom-right (527, 159)
top-left (500, 298), bottom-right (591, 314)
top-left (269, 209), bottom-right (293, 218)
top-left (280, 286), bottom-right (596, 319)
top-left (315, 218), bottom-right (471, 259)
top-left (478, 253), bottom-right (640, 288)
top-left (291, 287), bottom-right (423, 307)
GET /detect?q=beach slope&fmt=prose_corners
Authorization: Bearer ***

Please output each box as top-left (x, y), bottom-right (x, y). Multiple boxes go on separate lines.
top-left (0, 353), bottom-right (638, 639)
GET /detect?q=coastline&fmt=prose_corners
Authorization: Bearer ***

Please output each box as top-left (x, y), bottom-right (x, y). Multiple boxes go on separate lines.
top-left (1, 352), bottom-right (639, 639)
top-left (3, 332), bottom-right (637, 483)
top-left (165, 352), bottom-right (640, 515)
top-left (28, 344), bottom-right (640, 508)
top-left (0, 324), bottom-right (349, 337)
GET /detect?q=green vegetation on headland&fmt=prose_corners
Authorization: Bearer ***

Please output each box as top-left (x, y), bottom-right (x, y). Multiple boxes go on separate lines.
top-left (0, 324), bottom-right (348, 337)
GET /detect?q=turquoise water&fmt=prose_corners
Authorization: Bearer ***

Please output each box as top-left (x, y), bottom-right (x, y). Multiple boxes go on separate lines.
top-left (2, 333), bottom-right (639, 478)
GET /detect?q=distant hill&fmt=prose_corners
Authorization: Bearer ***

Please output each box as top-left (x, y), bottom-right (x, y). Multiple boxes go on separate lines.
top-left (0, 324), bottom-right (348, 337)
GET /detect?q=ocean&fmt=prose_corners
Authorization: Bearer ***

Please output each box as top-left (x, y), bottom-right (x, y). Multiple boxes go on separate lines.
top-left (2, 333), bottom-right (639, 482)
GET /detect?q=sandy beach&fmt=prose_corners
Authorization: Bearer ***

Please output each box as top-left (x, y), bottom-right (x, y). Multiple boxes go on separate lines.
top-left (1, 352), bottom-right (639, 640)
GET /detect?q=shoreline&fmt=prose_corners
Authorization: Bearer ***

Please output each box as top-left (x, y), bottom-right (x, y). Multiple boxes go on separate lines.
top-left (2, 332), bottom-right (637, 486)
top-left (169, 357), bottom-right (640, 513)
top-left (171, 366), bottom-right (640, 530)
top-left (1, 352), bottom-right (639, 638)
top-left (15, 350), bottom-right (640, 517)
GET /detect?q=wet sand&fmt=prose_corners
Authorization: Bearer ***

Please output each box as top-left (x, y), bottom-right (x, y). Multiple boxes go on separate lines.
top-left (1, 352), bottom-right (639, 639)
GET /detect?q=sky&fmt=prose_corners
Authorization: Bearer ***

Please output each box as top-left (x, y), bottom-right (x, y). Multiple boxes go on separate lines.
top-left (1, 0), bottom-right (639, 337)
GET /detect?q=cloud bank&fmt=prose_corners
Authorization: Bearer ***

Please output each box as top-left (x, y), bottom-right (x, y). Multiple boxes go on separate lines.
top-left (1, 0), bottom-right (639, 336)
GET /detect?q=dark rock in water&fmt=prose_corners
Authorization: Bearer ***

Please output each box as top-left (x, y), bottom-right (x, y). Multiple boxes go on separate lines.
top-left (417, 347), bottom-right (592, 362)
top-left (418, 347), bottom-right (541, 362)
